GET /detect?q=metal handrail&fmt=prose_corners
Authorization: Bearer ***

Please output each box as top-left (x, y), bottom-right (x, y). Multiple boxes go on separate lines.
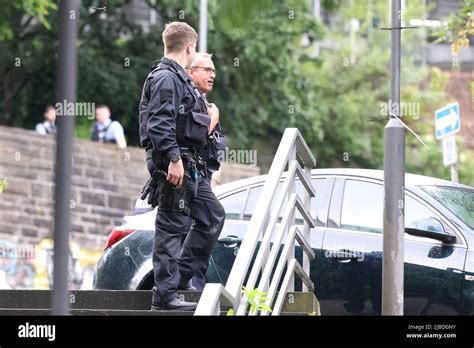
top-left (234, 160), bottom-right (315, 314)
top-left (195, 128), bottom-right (316, 316)
top-left (261, 225), bottom-right (315, 315)
top-left (240, 192), bottom-right (315, 315)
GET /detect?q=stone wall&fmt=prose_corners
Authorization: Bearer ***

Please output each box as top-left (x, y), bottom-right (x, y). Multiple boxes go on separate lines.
top-left (0, 126), bottom-right (261, 250)
top-left (0, 126), bottom-right (148, 249)
top-left (219, 162), bottom-right (260, 184)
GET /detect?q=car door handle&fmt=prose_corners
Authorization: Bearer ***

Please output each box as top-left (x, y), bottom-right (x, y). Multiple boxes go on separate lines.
top-left (330, 249), bottom-right (361, 263)
top-left (218, 235), bottom-right (241, 248)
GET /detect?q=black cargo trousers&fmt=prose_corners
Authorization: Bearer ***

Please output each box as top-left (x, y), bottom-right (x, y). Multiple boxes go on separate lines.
top-left (151, 158), bottom-right (225, 306)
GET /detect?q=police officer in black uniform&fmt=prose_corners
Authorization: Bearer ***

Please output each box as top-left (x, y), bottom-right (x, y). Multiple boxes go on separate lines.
top-left (143, 54), bottom-right (225, 292)
top-left (187, 52), bottom-right (226, 289)
top-left (138, 22), bottom-right (225, 311)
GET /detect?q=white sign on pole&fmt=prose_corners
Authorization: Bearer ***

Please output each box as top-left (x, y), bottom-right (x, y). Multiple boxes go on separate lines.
top-left (442, 135), bottom-right (457, 167)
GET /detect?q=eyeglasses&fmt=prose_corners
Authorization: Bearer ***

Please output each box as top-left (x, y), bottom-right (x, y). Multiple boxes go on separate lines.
top-left (192, 66), bottom-right (217, 75)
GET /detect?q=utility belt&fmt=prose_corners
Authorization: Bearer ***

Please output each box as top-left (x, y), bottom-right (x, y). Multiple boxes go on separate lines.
top-left (146, 147), bottom-right (207, 178)
top-left (180, 147), bottom-right (207, 180)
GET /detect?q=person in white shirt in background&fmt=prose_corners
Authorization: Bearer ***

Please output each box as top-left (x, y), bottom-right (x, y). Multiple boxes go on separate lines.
top-left (90, 105), bottom-right (127, 149)
top-left (35, 105), bottom-right (57, 135)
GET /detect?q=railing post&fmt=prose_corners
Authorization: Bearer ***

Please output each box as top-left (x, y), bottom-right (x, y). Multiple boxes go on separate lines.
top-left (287, 144), bottom-right (296, 292)
top-left (302, 165), bottom-right (311, 292)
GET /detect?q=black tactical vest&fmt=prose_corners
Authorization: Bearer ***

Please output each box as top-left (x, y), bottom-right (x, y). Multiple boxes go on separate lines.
top-left (91, 122), bottom-right (116, 144)
top-left (138, 60), bottom-right (208, 150)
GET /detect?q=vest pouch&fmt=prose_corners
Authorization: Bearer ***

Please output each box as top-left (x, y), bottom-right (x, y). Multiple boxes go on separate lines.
top-left (185, 112), bottom-right (210, 142)
top-left (208, 132), bottom-right (226, 163)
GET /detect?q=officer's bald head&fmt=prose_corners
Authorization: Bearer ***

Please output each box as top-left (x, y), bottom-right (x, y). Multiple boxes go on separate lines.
top-left (162, 22), bottom-right (198, 55)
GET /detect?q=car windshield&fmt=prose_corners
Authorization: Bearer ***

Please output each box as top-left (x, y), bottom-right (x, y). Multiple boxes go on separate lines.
top-left (419, 185), bottom-right (474, 229)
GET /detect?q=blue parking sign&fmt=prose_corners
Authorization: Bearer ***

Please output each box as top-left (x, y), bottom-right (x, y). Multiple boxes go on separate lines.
top-left (435, 102), bottom-right (460, 140)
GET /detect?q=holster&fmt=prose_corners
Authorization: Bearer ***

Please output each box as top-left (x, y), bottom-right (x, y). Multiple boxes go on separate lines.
top-left (155, 172), bottom-right (195, 216)
top-left (143, 147), bottom-right (200, 214)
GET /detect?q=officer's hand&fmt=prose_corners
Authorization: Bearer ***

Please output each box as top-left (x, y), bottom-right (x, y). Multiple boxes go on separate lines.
top-left (167, 159), bottom-right (184, 188)
top-left (207, 103), bottom-right (219, 120)
top-left (207, 103), bottom-right (220, 134)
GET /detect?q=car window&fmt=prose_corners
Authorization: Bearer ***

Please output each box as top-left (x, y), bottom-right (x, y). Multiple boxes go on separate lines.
top-left (405, 195), bottom-right (443, 230)
top-left (244, 186), bottom-right (262, 220)
top-left (340, 179), bottom-right (444, 235)
top-left (420, 185), bottom-right (474, 229)
top-left (220, 189), bottom-right (248, 220)
top-left (341, 180), bottom-right (383, 234)
top-left (244, 184), bottom-right (283, 221)
top-left (295, 179), bottom-right (325, 223)
top-left (243, 179), bottom-right (324, 222)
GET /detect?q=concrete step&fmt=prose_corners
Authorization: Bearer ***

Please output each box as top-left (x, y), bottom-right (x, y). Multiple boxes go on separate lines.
top-left (0, 290), bottom-right (319, 315)
top-left (0, 290), bottom-right (208, 310)
top-left (0, 308), bottom-right (195, 316)
top-left (0, 308), bottom-right (313, 316)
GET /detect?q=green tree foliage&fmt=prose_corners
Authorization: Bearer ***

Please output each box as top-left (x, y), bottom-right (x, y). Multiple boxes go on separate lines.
top-left (0, 0), bottom-right (57, 41)
top-left (434, 0), bottom-right (474, 55)
top-left (210, 0), bottom-right (324, 146)
top-left (320, 0), bottom-right (473, 185)
top-left (74, 0), bottom-right (162, 143)
top-left (0, 0), bottom-right (472, 185)
top-left (0, 0), bottom-right (57, 126)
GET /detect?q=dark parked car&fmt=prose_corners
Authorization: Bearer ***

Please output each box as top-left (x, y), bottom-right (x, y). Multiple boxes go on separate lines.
top-left (94, 169), bottom-right (474, 315)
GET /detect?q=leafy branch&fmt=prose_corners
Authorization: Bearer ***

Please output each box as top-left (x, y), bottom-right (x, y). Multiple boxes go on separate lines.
top-left (242, 286), bottom-right (272, 315)
top-left (226, 286), bottom-right (273, 316)
top-left (433, 0), bottom-right (474, 55)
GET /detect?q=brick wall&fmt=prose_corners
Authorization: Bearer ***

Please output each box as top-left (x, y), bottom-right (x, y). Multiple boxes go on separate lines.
top-left (0, 126), bottom-right (148, 249)
top-left (0, 126), bottom-right (261, 250)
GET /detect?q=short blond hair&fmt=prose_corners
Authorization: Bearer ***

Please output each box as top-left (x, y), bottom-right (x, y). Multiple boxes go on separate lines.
top-left (162, 22), bottom-right (198, 54)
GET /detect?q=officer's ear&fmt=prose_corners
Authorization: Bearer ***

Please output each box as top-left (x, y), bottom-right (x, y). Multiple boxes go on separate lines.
top-left (185, 42), bottom-right (192, 55)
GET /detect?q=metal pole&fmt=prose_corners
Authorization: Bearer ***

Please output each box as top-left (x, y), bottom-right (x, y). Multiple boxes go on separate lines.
top-left (199, 0), bottom-right (208, 52)
top-left (450, 136), bottom-right (459, 183)
top-left (450, 163), bottom-right (459, 183)
top-left (382, 0), bottom-right (405, 316)
top-left (52, 0), bottom-right (80, 315)
top-left (312, 0), bottom-right (321, 57)
top-left (313, 0), bottom-right (321, 19)
top-left (350, 0), bottom-right (356, 65)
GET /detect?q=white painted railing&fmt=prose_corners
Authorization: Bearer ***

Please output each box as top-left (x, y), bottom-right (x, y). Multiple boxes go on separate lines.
top-left (195, 128), bottom-right (316, 315)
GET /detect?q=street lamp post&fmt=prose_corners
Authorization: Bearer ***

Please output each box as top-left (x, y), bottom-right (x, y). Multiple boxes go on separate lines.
top-left (382, 0), bottom-right (405, 316)
top-left (52, 0), bottom-right (80, 315)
